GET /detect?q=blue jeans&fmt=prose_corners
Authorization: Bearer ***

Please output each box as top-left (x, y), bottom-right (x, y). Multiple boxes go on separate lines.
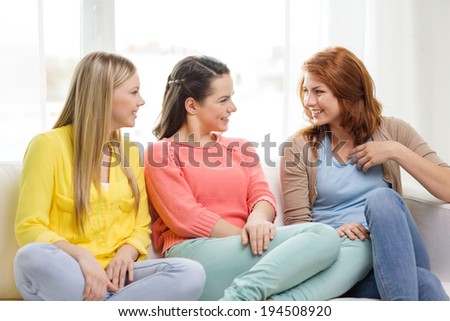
top-left (343, 188), bottom-right (448, 300)
top-left (14, 243), bottom-right (205, 300)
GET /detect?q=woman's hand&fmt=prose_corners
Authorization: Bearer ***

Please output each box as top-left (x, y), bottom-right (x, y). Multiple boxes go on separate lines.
top-left (242, 218), bottom-right (276, 255)
top-left (242, 201), bottom-right (276, 255)
top-left (350, 141), bottom-right (397, 171)
top-left (54, 240), bottom-right (118, 300)
top-left (351, 140), bottom-right (450, 202)
top-left (78, 252), bottom-right (118, 300)
top-left (336, 222), bottom-right (370, 240)
top-left (106, 244), bottom-right (139, 289)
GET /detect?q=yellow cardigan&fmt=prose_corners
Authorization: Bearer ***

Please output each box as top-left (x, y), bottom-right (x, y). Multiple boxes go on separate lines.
top-left (15, 125), bottom-right (151, 268)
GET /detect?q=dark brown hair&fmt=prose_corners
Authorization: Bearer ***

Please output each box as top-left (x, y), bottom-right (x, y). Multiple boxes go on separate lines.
top-left (153, 55), bottom-right (230, 139)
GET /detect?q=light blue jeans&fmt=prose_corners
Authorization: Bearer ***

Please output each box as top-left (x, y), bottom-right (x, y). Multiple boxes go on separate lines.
top-left (14, 242), bottom-right (206, 300)
top-left (166, 223), bottom-right (372, 300)
top-left (344, 188), bottom-right (449, 301)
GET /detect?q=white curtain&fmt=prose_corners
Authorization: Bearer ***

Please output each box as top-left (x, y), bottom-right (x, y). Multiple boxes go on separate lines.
top-left (0, 1), bottom-right (43, 161)
top-left (287, 0), bottom-right (450, 162)
top-left (363, 0), bottom-right (450, 164)
top-left (1, 0), bottom-right (449, 163)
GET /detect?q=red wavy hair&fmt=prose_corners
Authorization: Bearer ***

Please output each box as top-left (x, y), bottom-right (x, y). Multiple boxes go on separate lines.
top-left (296, 46), bottom-right (383, 149)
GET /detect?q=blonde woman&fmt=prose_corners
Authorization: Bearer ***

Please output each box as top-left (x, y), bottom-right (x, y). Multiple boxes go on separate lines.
top-left (14, 51), bottom-right (205, 301)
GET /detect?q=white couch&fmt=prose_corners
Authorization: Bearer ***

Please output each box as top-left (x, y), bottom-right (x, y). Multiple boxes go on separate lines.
top-left (1, 162), bottom-right (449, 300)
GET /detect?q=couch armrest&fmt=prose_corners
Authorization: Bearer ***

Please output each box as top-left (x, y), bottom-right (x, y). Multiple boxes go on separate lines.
top-left (403, 178), bottom-right (450, 283)
top-left (0, 162), bottom-right (22, 299)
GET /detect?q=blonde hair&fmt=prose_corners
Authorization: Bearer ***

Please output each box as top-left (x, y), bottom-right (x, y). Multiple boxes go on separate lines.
top-left (54, 51), bottom-right (140, 230)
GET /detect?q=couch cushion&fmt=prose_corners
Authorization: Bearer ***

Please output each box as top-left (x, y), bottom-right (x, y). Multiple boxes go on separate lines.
top-left (261, 165), bottom-right (285, 226)
top-left (402, 173), bottom-right (450, 284)
top-left (0, 162), bottom-right (22, 299)
top-left (404, 196), bottom-right (450, 284)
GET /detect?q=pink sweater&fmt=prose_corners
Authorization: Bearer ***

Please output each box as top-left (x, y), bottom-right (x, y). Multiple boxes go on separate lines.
top-left (144, 136), bottom-right (276, 255)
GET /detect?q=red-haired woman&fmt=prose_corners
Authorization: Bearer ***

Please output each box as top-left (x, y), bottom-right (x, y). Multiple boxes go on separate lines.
top-left (281, 46), bottom-right (450, 300)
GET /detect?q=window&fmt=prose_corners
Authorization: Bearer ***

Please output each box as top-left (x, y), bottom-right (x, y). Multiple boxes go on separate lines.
top-left (0, 0), bottom-right (80, 161)
top-left (44, 0), bottom-right (81, 129)
top-left (0, 1), bottom-right (42, 161)
top-left (4, 1), bottom-right (449, 163)
top-left (115, 0), bottom-right (286, 160)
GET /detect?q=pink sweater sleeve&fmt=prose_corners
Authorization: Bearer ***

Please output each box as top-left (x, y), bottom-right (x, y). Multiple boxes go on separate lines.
top-left (144, 141), bottom-right (221, 238)
top-left (231, 138), bottom-right (277, 217)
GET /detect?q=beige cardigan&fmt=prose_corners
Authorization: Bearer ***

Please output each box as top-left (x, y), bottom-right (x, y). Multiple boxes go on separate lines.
top-left (280, 117), bottom-right (449, 225)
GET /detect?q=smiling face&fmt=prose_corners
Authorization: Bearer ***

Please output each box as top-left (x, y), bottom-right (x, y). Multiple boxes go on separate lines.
top-left (111, 72), bottom-right (145, 132)
top-left (194, 74), bottom-right (236, 134)
top-left (302, 72), bottom-right (341, 129)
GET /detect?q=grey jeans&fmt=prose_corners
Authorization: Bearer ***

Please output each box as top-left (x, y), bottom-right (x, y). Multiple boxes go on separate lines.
top-left (14, 242), bottom-right (205, 300)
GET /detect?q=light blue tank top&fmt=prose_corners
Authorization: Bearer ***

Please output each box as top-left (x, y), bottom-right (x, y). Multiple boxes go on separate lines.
top-left (311, 135), bottom-right (390, 228)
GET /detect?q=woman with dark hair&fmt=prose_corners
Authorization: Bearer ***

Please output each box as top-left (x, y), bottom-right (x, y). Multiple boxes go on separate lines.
top-left (144, 55), bottom-right (372, 301)
top-left (281, 46), bottom-right (450, 300)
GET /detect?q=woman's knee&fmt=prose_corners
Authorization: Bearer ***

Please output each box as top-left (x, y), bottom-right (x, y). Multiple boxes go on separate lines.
top-left (308, 223), bottom-right (341, 253)
top-left (284, 222), bottom-right (339, 241)
top-left (14, 243), bottom-right (55, 275)
top-left (341, 238), bottom-right (373, 268)
top-left (179, 258), bottom-right (205, 281)
top-left (168, 258), bottom-right (206, 299)
top-left (366, 188), bottom-right (401, 206)
top-left (14, 243), bottom-right (61, 299)
top-left (365, 187), bottom-right (405, 221)
top-left (290, 223), bottom-right (341, 264)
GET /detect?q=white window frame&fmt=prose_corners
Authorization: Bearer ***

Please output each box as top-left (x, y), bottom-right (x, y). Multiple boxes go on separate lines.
top-left (81, 0), bottom-right (115, 54)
